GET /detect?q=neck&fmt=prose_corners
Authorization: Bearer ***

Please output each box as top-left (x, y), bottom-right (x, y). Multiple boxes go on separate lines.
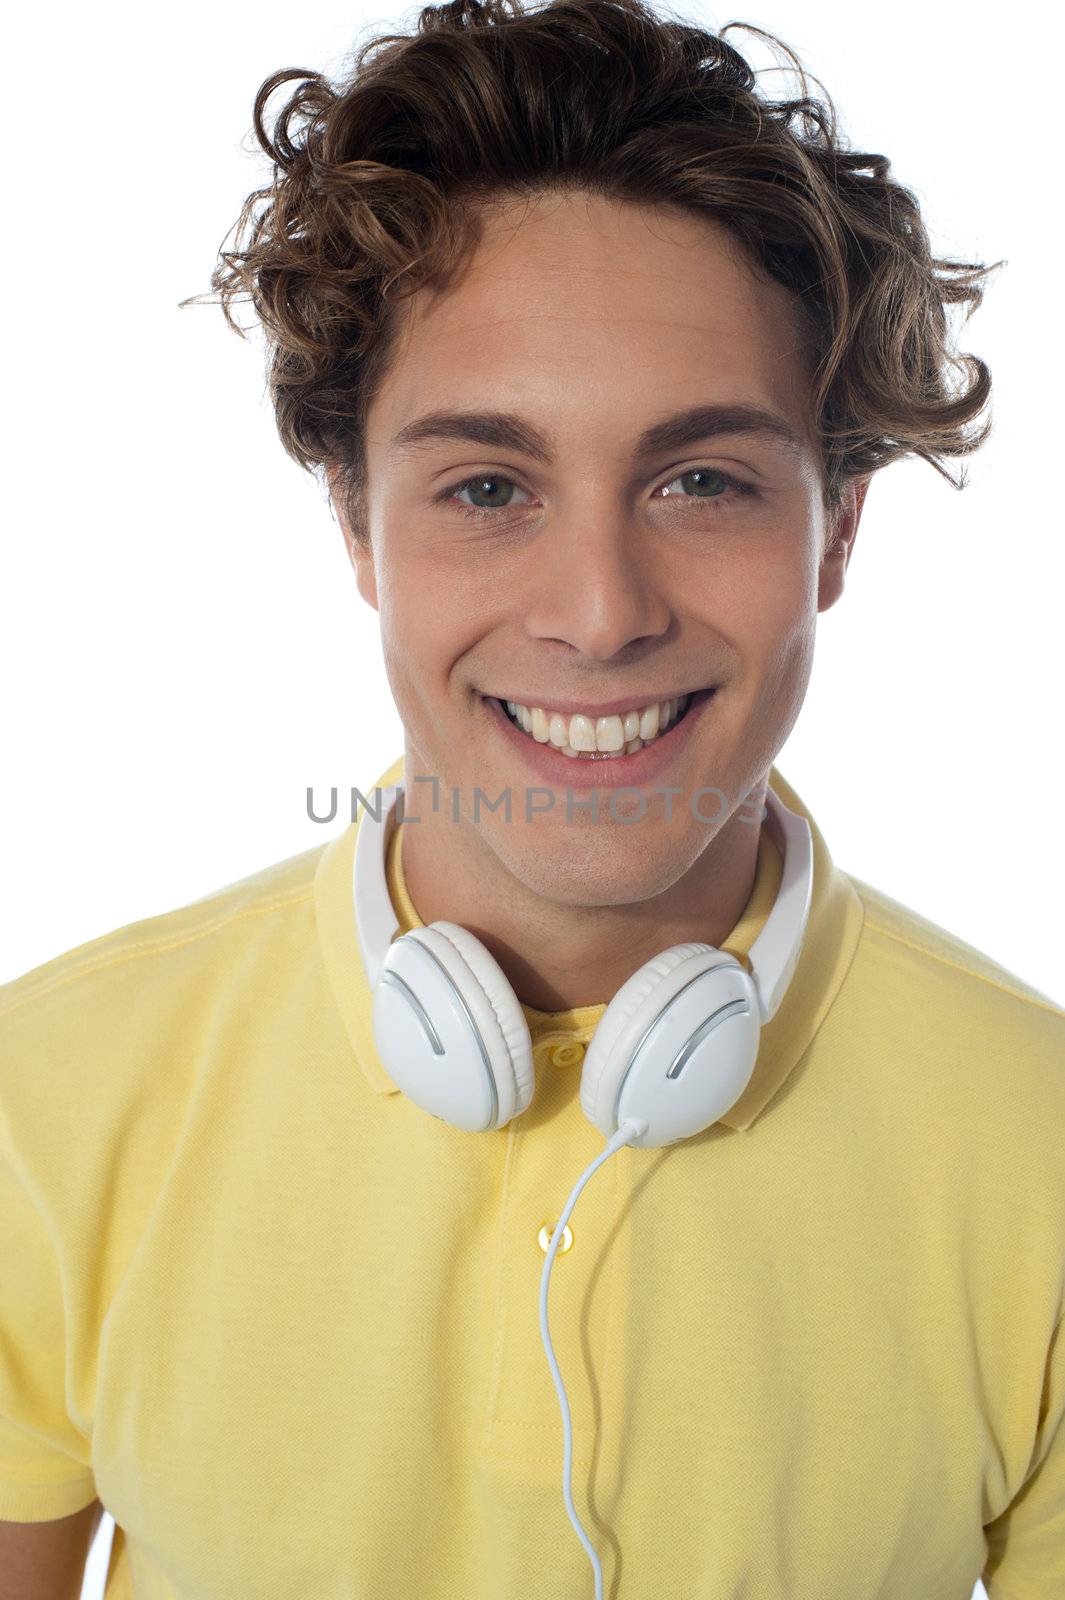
top-left (395, 760), bottom-right (767, 1014)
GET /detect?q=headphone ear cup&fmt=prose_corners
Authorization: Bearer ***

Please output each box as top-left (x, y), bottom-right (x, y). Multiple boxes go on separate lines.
top-left (419, 920), bottom-right (535, 1125)
top-left (581, 943), bottom-right (757, 1144)
top-left (581, 942), bottom-right (714, 1126)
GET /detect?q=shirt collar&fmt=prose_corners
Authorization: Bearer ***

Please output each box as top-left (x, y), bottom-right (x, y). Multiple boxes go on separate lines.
top-left (313, 755), bottom-right (864, 1131)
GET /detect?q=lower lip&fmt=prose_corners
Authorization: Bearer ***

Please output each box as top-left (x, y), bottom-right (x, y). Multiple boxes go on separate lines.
top-left (482, 689), bottom-right (719, 789)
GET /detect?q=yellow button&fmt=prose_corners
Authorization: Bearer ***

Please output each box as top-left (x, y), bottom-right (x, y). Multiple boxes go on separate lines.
top-left (538, 1220), bottom-right (574, 1254)
top-left (549, 1041), bottom-right (585, 1068)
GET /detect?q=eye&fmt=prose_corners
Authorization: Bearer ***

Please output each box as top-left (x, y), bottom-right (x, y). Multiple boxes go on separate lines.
top-left (435, 465), bottom-right (760, 520)
top-left (443, 474), bottom-right (534, 515)
top-left (655, 467), bottom-right (759, 509)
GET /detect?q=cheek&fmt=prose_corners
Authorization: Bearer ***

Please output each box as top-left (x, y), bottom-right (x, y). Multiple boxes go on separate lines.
top-left (702, 541), bottom-right (816, 656)
top-left (756, 587), bottom-right (817, 704)
top-left (376, 550), bottom-right (488, 707)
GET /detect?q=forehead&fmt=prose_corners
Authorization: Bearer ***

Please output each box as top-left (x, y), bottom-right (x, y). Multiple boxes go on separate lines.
top-left (370, 191), bottom-right (814, 451)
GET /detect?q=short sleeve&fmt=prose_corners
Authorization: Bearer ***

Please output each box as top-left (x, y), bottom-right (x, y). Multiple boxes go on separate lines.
top-left (983, 1302), bottom-right (1065, 1598)
top-left (0, 1135), bottom-right (97, 1520)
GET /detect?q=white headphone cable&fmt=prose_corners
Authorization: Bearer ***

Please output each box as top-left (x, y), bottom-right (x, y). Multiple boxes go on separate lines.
top-left (538, 1116), bottom-right (650, 1599)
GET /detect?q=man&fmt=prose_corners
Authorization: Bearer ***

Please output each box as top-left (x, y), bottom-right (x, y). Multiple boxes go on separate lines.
top-left (2, 2), bottom-right (1061, 1597)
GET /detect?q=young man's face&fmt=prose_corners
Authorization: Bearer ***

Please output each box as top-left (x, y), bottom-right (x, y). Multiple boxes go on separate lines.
top-left (337, 189), bottom-right (865, 904)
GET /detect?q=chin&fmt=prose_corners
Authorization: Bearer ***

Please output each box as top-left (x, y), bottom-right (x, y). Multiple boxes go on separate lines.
top-left (484, 817), bottom-right (710, 906)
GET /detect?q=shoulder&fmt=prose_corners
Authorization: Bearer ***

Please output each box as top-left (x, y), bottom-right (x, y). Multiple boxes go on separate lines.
top-left (0, 842), bottom-right (325, 1026)
top-left (845, 872), bottom-right (1065, 1142)
top-left (850, 873), bottom-right (1064, 1020)
top-left (0, 840), bottom-right (330, 1140)
top-left (836, 875), bottom-right (1065, 1260)
top-left (0, 839), bottom-right (339, 1342)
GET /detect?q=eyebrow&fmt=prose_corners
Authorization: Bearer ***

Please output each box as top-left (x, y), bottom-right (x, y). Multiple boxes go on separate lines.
top-left (387, 401), bottom-right (807, 465)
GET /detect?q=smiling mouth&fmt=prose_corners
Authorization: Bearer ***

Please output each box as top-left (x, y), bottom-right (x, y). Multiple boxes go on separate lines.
top-left (491, 687), bottom-right (716, 759)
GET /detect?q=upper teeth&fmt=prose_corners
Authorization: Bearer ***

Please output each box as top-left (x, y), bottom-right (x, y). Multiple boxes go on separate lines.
top-left (504, 694), bottom-right (692, 755)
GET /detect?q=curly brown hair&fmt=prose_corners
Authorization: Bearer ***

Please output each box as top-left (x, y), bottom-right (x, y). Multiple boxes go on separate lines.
top-left (182, 0), bottom-right (1003, 546)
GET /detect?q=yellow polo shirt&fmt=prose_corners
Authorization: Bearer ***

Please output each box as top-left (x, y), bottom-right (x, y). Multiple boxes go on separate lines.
top-left (1, 757), bottom-right (1063, 1600)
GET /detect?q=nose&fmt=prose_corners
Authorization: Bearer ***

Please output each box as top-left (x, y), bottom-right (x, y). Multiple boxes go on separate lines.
top-left (521, 508), bottom-right (673, 660)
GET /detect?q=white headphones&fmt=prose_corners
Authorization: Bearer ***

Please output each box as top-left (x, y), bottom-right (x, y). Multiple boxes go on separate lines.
top-left (351, 779), bottom-right (814, 1597)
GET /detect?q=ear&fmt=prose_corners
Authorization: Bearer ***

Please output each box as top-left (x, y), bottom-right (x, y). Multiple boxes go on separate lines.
top-left (817, 475), bottom-right (870, 614)
top-left (326, 464), bottom-right (378, 612)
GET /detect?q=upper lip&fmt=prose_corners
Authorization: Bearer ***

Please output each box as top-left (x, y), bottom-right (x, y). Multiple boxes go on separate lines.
top-left (488, 687), bottom-right (715, 718)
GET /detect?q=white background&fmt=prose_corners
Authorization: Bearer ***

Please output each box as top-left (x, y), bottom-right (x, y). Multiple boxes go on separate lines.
top-left (3, 0), bottom-right (1060, 1593)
